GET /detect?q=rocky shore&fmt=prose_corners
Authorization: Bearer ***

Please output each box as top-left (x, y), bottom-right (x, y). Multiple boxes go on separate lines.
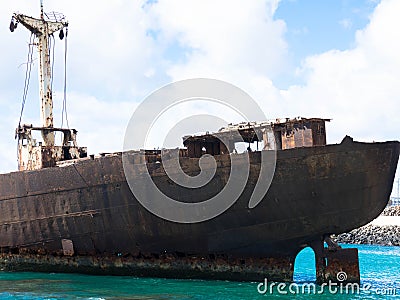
top-left (335, 205), bottom-right (400, 246)
top-left (381, 205), bottom-right (400, 216)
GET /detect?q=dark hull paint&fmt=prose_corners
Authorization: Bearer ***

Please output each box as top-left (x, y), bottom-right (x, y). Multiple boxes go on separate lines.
top-left (0, 139), bottom-right (399, 281)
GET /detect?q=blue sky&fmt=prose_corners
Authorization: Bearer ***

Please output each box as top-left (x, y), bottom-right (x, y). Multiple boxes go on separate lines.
top-left (274, 0), bottom-right (378, 88)
top-left (277, 0), bottom-right (377, 54)
top-left (0, 0), bottom-right (399, 197)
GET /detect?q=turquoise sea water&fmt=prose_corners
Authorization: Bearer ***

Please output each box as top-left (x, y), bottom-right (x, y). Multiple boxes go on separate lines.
top-left (0, 244), bottom-right (399, 299)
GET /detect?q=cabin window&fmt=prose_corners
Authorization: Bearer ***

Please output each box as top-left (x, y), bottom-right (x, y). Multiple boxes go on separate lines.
top-left (317, 124), bottom-right (325, 135)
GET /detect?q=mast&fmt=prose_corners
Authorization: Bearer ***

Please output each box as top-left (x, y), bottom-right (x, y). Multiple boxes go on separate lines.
top-left (10, 2), bottom-right (87, 171)
top-left (11, 1), bottom-right (68, 146)
top-left (38, 0), bottom-right (54, 145)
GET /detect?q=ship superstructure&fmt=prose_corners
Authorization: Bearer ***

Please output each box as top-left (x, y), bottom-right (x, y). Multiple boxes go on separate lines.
top-left (10, 0), bottom-right (86, 171)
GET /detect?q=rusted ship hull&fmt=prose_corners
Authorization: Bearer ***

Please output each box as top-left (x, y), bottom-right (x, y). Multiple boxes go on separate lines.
top-left (0, 139), bottom-right (399, 281)
top-left (6, 3), bottom-right (398, 283)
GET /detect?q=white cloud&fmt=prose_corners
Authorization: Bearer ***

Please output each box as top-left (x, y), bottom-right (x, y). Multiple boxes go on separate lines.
top-left (292, 26), bottom-right (309, 35)
top-left (148, 0), bottom-right (287, 92)
top-left (339, 18), bottom-right (352, 29)
top-left (53, 91), bottom-right (137, 155)
top-left (283, 0), bottom-right (399, 144)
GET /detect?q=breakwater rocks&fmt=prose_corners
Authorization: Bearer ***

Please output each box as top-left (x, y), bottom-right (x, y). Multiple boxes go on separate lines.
top-left (382, 205), bottom-right (400, 216)
top-left (335, 224), bottom-right (400, 246)
top-left (335, 206), bottom-right (400, 246)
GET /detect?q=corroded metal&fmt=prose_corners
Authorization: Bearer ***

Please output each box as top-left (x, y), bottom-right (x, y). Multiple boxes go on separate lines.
top-left (5, 3), bottom-right (399, 284)
top-left (16, 125), bottom-right (87, 171)
top-left (311, 239), bottom-right (360, 284)
top-left (183, 118), bottom-right (329, 156)
top-left (13, 9), bottom-right (68, 146)
top-left (11, 3), bottom-right (78, 172)
top-left (0, 137), bottom-right (398, 282)
top-left (324, 248), bottom-right (360, 283)
top-left (61, 239), bottom-right (74, 256)
top-left (0, 253), bottom-right (295, 281)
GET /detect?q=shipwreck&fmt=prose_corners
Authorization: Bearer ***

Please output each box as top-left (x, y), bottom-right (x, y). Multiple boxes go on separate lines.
top-left (0, 2), bottom-right (399, 284)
